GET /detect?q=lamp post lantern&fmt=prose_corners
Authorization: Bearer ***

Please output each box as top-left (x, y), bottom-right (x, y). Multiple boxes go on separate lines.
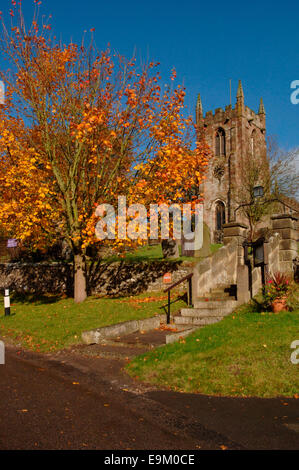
top-left (253, 185), bottom-right (264, 199)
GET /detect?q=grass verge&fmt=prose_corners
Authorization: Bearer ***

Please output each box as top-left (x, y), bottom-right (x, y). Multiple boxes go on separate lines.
top-left (126, 303), bottom-right (299, 398)
top-left (0, 291), bottom-right (185, 353)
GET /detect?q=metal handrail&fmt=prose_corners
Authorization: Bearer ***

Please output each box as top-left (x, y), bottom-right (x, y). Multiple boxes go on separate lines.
top-left (163, 272), bottom-right (193, 324)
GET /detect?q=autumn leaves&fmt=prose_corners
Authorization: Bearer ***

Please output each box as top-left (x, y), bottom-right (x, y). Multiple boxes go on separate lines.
top-left (0, 3), bottom-right (210, 300)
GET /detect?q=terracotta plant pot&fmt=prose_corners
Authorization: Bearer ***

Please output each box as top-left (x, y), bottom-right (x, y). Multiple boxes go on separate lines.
top-left (271, 296), bottom-right (288, 313)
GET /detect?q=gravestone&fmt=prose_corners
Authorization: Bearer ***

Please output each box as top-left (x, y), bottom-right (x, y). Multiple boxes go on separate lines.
top-left (181, 222), bottom-right (211, 258)
top-left (161, 239), bottom-right (179, 259)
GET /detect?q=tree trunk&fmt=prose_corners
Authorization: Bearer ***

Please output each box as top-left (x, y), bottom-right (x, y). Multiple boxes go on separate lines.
top-left (248, 219), bottom-right (254, 243)
top-left (74, 253), bottom-right (87, 303)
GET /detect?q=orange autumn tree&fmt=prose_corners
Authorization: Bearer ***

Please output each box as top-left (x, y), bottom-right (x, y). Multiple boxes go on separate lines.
top-left (0, 4), bottom-right (210, 302)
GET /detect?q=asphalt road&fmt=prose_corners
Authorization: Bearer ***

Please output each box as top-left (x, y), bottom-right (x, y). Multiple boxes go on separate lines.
top-left (0, 344), bottom-right (298, 451)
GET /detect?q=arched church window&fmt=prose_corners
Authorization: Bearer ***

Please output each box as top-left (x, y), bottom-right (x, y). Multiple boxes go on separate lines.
top-left (250, 130), bottom-right (256, 156)
top-left (215, 201), bottom-right (226, 231)
top-left (215, 128), bottom-right (226, 156)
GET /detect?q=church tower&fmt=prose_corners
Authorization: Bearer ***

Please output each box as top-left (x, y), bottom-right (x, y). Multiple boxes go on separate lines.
top-left (197, 81), bottom-right (267, 243)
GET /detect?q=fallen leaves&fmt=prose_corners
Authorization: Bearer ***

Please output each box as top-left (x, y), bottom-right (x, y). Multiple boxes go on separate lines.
top-left (123, 295), bottom-right (168, 305)
top-left (158, 324), bottom-right (178, 332)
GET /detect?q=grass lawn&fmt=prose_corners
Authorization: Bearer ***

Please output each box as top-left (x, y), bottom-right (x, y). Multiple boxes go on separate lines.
top-left (102, 243), bottom-right (223, 263)
top-left (126, 303), bottom-right (299, 398)
top-left (0, 291), bottom-right (185, 353)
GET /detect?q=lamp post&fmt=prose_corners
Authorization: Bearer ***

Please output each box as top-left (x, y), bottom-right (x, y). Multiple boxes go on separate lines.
top-left (234, 185), bottom-right (265, 221)
top-left (253, 185), bottom-right (264, 199)
top-left (234, 184), bottom-right (296, 227)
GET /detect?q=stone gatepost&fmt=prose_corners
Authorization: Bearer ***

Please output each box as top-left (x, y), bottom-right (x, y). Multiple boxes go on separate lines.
top-left (271, 214), bottom-right (298, 277)
top-left (223, 222), bottom-right (248, 265)
top-left (223, 222), bottom-right (249, 303)
top-left (263, 233), bottom-right (281, 276)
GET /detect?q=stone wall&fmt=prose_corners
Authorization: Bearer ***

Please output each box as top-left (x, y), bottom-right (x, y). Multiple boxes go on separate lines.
top-left (251, 231), bottom-right (294, 296)
top-left (193, 239), bottom-right (238, 297)
top-left (194, 219), bottom-right (296, 303)
top-left (294, 258), bottom-right (299, 283)
top-left (88, 261), bottom-right (192, 296)
top-left (0, 263), bottom-right (73, 295)
top-left (271, 214), bottom-right (298, 276)
top-left (0, 261), bottom-right (193, 297)
top-left (0, 213), bottom-right (296, 300)
top-left (264, 232), bottom-right (281, 275)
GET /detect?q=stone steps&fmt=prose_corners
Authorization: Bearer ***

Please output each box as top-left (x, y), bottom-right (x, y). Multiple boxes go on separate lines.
top-left (192, 300), bottom-right (238, 310)
top-left (79, 324), bottom-right (198, 358)
top-left (174, 315), bottom-right (224, 326)
top-left (180, 305), bottom-right (237, 318)
top-left (196, 294), bottom-right (231, 301)
top-left (173, 285), bottom-right (238, 329)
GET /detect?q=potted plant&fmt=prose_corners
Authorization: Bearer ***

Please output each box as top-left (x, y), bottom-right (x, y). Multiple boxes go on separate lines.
top-left (263, 272), bottom-right (290, 313)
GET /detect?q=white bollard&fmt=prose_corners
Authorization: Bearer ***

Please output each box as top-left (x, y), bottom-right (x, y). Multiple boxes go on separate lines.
top-left (4, 289), bottom-right (10, 316)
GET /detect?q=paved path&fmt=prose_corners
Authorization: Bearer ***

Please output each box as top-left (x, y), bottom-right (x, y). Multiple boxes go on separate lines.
top-left (0, 343), bottom-right (298, 450)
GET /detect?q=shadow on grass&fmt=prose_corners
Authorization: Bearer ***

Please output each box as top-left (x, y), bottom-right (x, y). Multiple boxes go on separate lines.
top-left (242, 296), bottom-right (270, 314)
top-left (10, 292), bottom-right (63, 305)
top-left (250, 298), bottom-right (265, 312)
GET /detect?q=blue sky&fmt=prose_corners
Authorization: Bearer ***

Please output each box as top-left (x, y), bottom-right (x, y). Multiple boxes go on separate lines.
top-left (2, 0), bottom-right (299, 149)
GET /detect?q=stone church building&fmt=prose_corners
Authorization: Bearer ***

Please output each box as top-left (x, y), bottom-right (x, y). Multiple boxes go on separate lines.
top-left (197, 80), bottom-right (267, 243)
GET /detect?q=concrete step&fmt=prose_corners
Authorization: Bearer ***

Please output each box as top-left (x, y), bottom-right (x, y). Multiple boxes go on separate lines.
top-left (199, 284), bottom-right (237, 299)
top-left (165, 327), bottom-right (198, 344)
top-left (196, 294), bottom-right (232, 301)
top-left (174, 315), bottom-right (224, 326)
top-left (180, 306), bottom-right (233, 317)
top-left (209, 289), bottom-right (231, 295)
top-left (193, 299), bottom-right (238, 309)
